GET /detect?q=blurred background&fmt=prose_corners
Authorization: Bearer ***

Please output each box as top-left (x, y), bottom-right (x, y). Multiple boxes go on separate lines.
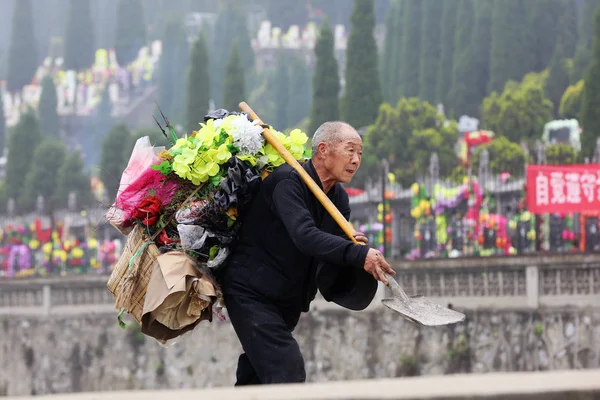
top-left (0, 0), bottom-right (600, 398)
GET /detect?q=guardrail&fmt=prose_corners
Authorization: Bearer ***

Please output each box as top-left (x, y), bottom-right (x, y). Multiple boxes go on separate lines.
top-left (2, 256), bottom-right (599, 316)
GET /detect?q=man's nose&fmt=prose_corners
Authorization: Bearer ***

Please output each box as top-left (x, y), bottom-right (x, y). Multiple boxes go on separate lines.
top-left (351, 154), bottom-right (360, 164)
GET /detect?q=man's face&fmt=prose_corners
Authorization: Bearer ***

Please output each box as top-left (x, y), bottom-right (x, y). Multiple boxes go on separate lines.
top-left (321, 131), bottom-right (363, 184)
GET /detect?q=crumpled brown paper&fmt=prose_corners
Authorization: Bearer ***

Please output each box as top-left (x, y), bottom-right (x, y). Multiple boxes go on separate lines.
top-left (141, 251), bottom-right (220, 341)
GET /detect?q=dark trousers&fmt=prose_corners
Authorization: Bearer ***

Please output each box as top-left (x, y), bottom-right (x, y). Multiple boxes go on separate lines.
top-left (223, 271), bottom-right (306, 385)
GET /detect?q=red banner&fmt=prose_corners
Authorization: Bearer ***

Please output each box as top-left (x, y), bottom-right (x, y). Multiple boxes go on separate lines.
top-left (527, 164), bottom-right (600, 214)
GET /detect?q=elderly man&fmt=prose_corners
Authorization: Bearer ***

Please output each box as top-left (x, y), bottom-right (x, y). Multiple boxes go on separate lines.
top-left (221, 121), bottom-right (395, 385)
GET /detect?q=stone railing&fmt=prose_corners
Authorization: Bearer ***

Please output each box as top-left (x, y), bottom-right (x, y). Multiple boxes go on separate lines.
top-left (2, 254), bottom-right (599, 316)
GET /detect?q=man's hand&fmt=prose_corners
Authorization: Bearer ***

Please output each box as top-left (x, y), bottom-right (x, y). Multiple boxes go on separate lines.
top-left (352, 231), bottom-right (369, 245)
top-left (363, 248), bottom-right (395, 285)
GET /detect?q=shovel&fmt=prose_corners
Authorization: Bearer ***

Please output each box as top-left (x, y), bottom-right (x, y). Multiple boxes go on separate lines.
top-left (238, 102), bottom-right (465, 327)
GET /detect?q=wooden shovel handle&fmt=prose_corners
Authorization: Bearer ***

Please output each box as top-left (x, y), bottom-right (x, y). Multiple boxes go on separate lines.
top-left (238, 101), bottom-right (360, 245)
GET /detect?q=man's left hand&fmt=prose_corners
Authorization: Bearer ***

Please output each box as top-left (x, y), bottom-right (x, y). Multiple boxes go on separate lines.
top-left (353, 232), bottom-right (369, 245)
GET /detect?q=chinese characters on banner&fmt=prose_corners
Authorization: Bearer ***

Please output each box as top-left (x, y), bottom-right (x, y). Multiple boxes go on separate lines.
top-left (526, 164), bottom-right (600, 214)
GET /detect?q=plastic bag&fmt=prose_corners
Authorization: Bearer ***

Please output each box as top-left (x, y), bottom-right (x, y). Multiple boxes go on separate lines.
top-left (175, 200), bottom-right (210, 225)
top-left (117, 137), bottom-right (161, 200)
top-left (177, 224), bottom-right (210, 250)
top-left (108, 136), bottom-right (179, 229)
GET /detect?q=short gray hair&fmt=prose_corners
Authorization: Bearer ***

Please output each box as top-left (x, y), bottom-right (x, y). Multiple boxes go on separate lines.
top-left (311, 121), bottom-right (356, 156)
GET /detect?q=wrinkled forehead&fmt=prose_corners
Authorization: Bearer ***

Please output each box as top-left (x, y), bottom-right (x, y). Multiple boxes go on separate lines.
top-left (333, 130), bottom-right (363, 147)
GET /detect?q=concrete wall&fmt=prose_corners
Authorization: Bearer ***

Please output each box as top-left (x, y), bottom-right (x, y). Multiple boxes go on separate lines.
top-left (2, 306), bottom-right (599, 396)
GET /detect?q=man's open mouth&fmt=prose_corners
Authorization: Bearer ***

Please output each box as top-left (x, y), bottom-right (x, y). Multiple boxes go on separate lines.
top-left (345, 169), bottom-right (355, 174)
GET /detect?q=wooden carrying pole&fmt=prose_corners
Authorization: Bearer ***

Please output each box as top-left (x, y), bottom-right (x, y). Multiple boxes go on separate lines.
top-left (238, 101), bottom-right (361, 245)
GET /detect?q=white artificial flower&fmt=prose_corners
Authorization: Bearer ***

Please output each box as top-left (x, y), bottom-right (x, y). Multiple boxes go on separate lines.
top-left (212, 118), bottom-right (225, 131)
top-left (229, 115), bottom-right (264, 155)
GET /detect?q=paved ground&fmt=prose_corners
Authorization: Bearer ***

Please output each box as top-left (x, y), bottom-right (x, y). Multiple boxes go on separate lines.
top-left (6, 370), bottom-right (600, 400)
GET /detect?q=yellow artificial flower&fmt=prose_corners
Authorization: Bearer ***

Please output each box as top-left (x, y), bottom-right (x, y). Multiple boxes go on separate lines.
top-left (71, 248), bottom-right (85, 259)
top-left (43, 242), bottom-right (52, 254)
top-left (173, 137), bottom-right (190, 149)
top-left (236, 154), bottom-right (257, 166)
top-left (215, 143), bottom-right (232, 163)
top-left (226, 207), bottom-right (238, 220)
top-left (196, 120), bottom-right (220, 146)
top-left (264, 144), bottom-right (285, 166)
top-left (289, 129), bottom-right (308, 145)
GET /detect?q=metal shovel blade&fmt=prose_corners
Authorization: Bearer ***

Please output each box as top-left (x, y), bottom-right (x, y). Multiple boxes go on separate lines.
top-left (382, 274), bottom-right (466, 326)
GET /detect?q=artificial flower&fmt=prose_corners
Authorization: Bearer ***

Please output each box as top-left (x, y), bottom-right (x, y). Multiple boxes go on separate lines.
top-left (228, 115), bottom-right (264, 155)
top-left (132, 195), bottom-right (162, 226)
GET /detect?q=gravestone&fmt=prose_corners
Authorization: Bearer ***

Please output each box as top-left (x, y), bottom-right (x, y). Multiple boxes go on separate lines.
top-left (515, 220), bottom-right (531, 253)
top-left (420, 219), bottom-right (437, 257)
top-left (585, 217), bottom-right (599, 252)
top-left (549, 214), bottom-right (565, 251)
top-left (451, 217), bottom-right (464, 251)
top-left (483, 227), bottom-right (496, 249)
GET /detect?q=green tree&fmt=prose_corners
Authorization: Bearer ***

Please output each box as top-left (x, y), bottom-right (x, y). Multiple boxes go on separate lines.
top-left (86, 89), bottom-right (113, 170)
top-left (0, 91), bottom-right (6, 156)
top-left (544, 1), bottom-right (577, 115)
top-left (248, 74), bottom-right (277, 131)
top-left (309, 22), bottom-right (340, 135)
top-left (546, 143), bottom-right (578, 164)
top-left (404, 123), bottom-right (459, 184)
top-left (399, 0), bottom-right (421, 97)
top-left (222, 41), bottom-right (246, 113)
top-left (472, 136), bottom-right (526, 177)
top-left (418, 0), bottom-right (443, 104)
top-left (529, 0), bottom-right (563, 71)
top-left (481, 74), bottom-right (553, 143)
top-left (20, 140), bottom-right (67, 212)
top-left (360, 98), bottom-right (456, 187)
top-left (559, 79), bottom-right (584, 119)
top-left (449, 0), bottom-right (475, 117)
top-left (381, 0), bottom-right (403, 103)
top-left (100, 124), bottom-right (131, 202)
top-left (465, 0), bottom-right (493, 118)
top-left (580, 7), bottom-right (600, 160)
top-left (4, 109), bottom-right (41, 204)
top-left (6, 0), bottom-right (37, 92)
top-left (267, 0), bottom-right (309, 30)
top-left (64, 0), bottom-right (95, 70)
top-left (341, 0), bottom-right (383, 129)
top-left (157, 17), bottom-right (190, 124)
top-left (38, 76), bottom-right (60, 138)
top-left (436, 0), bottom-right (458, 106)
top-left (211, 3), bottom-right (254, 107)
top-left (286, 54), bottom-right (312, 128)
top-left (273, 51), bottom-right (290, 130)
top-left (546, 41), bottom-right (573, 116)
top-left (185, 32), bottom-right (210, 133)
top-left (488, 0), bottom-right (536, 93)
top-left (573, 0), bottom-right (600, 82)
top-left (54, 151), bottom-right (94, 209)
top-left (92, 0), bottom-right (119, 48)
top-left (114, 0), bottom-right (147, 66)
top-left (558, 0), bottom-right (579, 59)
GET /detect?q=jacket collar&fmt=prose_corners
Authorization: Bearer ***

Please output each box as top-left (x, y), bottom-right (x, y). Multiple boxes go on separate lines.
top-left (303, 159), bottom-right (335, 197)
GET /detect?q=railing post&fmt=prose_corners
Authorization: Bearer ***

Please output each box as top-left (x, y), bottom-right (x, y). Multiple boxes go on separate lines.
top-left (43, 284), bottom-right (51, 315)
top-left (526, 266), bottom-right (539, 308)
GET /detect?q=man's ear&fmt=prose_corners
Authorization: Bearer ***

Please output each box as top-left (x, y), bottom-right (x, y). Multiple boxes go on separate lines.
top-left (317, 141), bottom-right (329, 157)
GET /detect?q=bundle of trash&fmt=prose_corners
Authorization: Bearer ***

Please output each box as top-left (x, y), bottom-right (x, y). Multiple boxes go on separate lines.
top-left (106, 109), bottom-right (310, 343)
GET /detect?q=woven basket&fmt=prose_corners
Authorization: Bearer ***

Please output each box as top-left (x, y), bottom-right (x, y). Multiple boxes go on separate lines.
top-left (107, 225), bottom-right (160, 324)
